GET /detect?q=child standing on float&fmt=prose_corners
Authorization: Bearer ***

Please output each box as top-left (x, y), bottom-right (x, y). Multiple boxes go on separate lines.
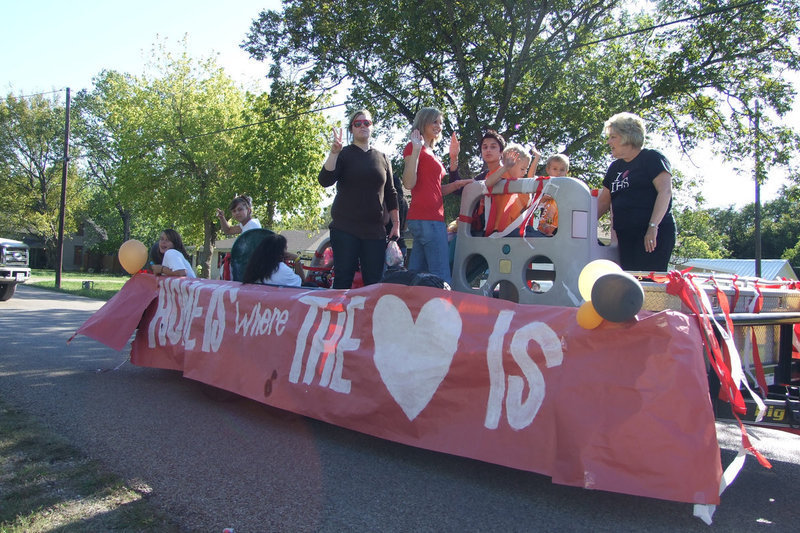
top-left (216, 195), bottom-right (261, 235)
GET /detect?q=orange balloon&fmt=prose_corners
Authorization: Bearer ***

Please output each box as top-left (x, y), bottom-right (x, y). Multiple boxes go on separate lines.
top-left (576, 301), bottom-right (603, 329)
top-left (118, 239), bottom-right (148, 275)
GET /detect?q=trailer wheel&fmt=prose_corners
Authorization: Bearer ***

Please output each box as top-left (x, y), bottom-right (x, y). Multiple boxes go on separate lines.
top-left (0, 283), bottom-right (16, 301)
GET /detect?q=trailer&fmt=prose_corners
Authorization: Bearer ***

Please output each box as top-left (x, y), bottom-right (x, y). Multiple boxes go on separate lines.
top-left (74, 177), bottom-right (800, 523)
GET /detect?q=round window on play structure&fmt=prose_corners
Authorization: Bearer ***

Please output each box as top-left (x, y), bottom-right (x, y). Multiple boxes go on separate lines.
top-left (464, 253), bottom-right (490, 291)
top-left (524, 255), bottom-right (555, 294)
top-left (490, 280), bottom-right (519, 303)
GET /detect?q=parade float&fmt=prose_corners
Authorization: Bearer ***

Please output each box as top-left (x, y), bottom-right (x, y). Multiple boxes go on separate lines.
top-left (73, 178), bottom-right (800, 524)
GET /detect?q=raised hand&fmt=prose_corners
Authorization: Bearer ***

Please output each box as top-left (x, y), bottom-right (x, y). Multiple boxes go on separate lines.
top-left (505, 149), bottom-right (520, 166)
top-left (330, 127), bottom-right (343, 154)
top-left (527, 144), bottom-right (542, 177)
top-left (410, 129), bottom-right (424, 149)
top-left (449, 131), bottom-right (460, 160)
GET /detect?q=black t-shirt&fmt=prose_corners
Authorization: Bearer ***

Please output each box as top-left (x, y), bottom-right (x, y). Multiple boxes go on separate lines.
top-left (603, 148), bottom-right (674, 231)
top-left (318, 145), bottom-right (398, 239)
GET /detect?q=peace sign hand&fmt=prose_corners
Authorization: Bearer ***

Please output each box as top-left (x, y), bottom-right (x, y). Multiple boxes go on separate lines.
top-left (330, 127), bottom-right (343, 154)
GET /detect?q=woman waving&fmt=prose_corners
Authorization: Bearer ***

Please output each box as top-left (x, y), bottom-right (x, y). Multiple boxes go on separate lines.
top-left (402, 107), bottom-right (472, 283)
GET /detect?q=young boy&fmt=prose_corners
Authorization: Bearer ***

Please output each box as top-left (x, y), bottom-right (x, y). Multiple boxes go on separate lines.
top-left (485, 144), bottom-right (560, 237)
top-left (526, 150), bottom-right (570, 178)
top-left (483, 143), bottom-right (532, 235)
top-left (543, 153), bottom-right (569, 177)
top-left (216, 195), bottom-right (262, 235)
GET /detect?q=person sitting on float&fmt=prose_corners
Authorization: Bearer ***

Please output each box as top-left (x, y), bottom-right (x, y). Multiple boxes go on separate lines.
top-left (241, 233), bottom-right (306, 287)
top-left (151, 229), bottom-right (196, 278)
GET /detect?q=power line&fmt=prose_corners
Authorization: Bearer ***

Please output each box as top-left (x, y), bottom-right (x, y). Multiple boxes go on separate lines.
top-left (66, 100), bottom-right (347, 163)
top-left (11, 0), bottom-right (773, 160)
top-left (574, 0), bottom-right (767, 50)
top-left (119, 0), bottom-right (772, 149)
top-left (4, 88), bottom-right (66, 100)
top-left (155, 101), bottom-right (346, 146)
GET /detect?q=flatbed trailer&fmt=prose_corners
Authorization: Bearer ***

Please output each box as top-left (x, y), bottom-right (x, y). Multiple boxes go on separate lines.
top-left (75, 176), bottom-right (800, 523)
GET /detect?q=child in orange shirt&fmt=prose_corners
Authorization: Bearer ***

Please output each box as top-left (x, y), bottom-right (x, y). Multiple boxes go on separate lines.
top-left (484, 143), bottom-right (532, 236)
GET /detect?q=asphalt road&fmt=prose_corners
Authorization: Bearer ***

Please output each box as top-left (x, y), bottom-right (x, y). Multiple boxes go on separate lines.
top-left (1, 285), bottom-right (798, 532)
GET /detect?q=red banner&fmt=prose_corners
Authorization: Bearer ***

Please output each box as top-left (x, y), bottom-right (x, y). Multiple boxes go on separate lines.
top-left (77, 274), bottom-right (722, 505)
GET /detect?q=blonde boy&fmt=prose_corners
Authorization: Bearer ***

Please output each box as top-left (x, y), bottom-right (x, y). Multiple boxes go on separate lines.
top-left (544, 154), bottom-right (569, 177)
top-left (484, 143), bottom-right (534, 235)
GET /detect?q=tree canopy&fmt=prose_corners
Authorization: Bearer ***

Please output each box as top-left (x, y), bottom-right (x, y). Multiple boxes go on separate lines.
top-left (0, 92), bottom-right (86, 266)
top-left (244, 0), bottom-right (800, 182)
top-left (74, 42), bottom-right (331, 276)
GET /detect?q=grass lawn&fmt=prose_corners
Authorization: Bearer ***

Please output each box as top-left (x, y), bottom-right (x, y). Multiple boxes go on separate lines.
top-left (26, 270), bottom-right (130, 301)
top-left (3, 273), bottom-right (185, 531)
top-left (0, 398), bottom-right (183, 532)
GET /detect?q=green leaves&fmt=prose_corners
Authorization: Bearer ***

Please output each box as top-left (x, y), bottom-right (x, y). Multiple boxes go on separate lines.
top-left (0, 92), bottom-right (86, 265)
top-left (75, 40), bottom-right (331, 276)
top-left (243, 0), bottom-right (800, 186)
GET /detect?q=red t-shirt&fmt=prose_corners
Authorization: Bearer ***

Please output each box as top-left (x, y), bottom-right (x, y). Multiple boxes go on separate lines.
top-left (404, 142), bottom-right (446, 222)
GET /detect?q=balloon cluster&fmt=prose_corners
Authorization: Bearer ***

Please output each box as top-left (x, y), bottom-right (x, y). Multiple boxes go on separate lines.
top-left (576, 260), bottom-right (644, 329)
top-left (118, 239), bottom-right (148, 275)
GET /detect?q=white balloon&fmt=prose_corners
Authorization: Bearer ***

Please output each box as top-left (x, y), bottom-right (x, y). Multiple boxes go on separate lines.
top-left (578, 259), bottom-right (622, 301)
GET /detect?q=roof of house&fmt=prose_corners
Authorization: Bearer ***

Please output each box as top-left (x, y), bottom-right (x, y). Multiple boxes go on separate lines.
top-left (214, 229), bottom-right (329, 254)
top-left (681, 258), bottom-right (797, 280)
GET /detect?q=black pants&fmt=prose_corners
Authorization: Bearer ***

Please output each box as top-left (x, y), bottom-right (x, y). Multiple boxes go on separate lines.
top-left (329, 228), bottom-right (387, 289)
top-left (616, 223), bottom-right (675, 271)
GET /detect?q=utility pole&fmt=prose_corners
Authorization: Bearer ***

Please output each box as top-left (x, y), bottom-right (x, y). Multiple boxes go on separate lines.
top-left (56, 87), bottom-right (70, 289)
top-left (754, 99), bottom-right (762, 278)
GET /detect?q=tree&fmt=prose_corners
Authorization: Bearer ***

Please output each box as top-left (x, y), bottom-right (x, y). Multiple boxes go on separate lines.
top-left (0, 92), bottom-right (87, 267)
top-left (73, 41), bottom-right (332, 276)
top-left (243, 0), bottom-right (800, 186)
top-left (72, 44), bottom-right (249, 277)
top-left (671, 206), bottom-right (729, 265)
top-left (238, 79), bottom-right (330, 230)
top-left (73, 70), bottom-right (162, 254)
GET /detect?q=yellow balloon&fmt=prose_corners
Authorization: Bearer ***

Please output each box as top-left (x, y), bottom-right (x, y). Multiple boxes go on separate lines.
top-left (578, 259), bottom-right (622, 301)
top-left (576, 301), bottom-right (603, 329)
top-left (118, 239), bottom-right (148, 275)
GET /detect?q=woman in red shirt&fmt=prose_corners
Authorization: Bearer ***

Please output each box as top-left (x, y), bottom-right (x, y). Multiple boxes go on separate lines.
top-left (402, 107), bottom-right (472, 283)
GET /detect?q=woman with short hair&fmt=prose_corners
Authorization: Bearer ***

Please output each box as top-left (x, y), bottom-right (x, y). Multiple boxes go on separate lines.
top-left (597, 112), bottom-right (675, 271)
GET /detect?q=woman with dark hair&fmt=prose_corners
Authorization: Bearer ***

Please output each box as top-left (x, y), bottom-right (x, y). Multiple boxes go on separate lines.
top-left (242, 234), bottom-right (304, 287)
top-left (216, 194), bottom-right (261, 235)
top-left (597, 112), bottom-right (675, 271)
top-left (319, 109), bottom-right (400, 289)
top-left (152, 229), bottom-right (196, 278)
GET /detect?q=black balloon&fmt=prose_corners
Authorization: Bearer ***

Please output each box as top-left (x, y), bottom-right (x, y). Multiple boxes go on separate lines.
top-left (590, 272), bottom-right (644, 322)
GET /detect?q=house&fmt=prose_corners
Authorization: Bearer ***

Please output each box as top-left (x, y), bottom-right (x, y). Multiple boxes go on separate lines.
top-left (680, 258), bottom-right (797, 280)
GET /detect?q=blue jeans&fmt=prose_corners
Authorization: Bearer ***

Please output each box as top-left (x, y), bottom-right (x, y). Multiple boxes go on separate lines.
top-left (407, 219), bottom-right (451, 283)
top-left (329, 228), bottom-right (386, 289)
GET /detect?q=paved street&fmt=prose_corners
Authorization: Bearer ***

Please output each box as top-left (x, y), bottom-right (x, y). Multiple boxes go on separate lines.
top-left (1, 284), bottom-right (798, 532)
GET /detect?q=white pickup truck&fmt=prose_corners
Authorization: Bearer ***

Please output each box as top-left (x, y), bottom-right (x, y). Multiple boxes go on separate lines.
top-left (0, 238), bottom-right (31, 301)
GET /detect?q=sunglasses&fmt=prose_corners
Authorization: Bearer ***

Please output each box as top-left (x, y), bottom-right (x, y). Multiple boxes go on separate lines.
top-left (352, 119), bottom-right (373, 128)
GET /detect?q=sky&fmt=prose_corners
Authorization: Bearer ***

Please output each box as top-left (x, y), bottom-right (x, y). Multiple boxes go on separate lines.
top-left (2, 0), bottom-right (794, 209)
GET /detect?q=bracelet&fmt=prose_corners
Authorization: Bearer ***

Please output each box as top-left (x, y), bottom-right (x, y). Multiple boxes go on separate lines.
top-left (648, 222), bottom-right (658, 228)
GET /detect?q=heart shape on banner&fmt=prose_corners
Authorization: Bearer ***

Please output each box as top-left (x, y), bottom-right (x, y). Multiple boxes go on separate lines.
top-left (372, 294), bottom-right (463, 421)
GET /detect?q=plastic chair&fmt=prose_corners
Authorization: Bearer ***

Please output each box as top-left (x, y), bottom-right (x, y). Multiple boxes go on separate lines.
top-left (229, 228), bottom-right (275, 281)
